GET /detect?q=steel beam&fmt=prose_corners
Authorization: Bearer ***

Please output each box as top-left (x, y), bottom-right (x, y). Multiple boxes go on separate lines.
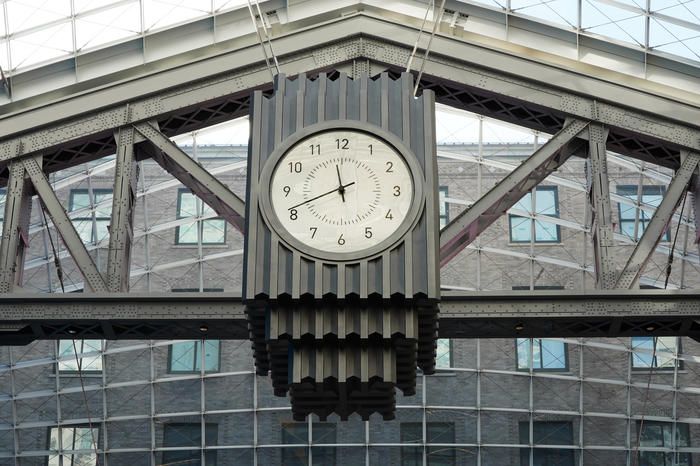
top-left (587, 124), bottom-right (617, 289)
top-left (0, 162), bottom-right (31, 292)
top-left (0, 291), bottom-right (698, 344)
top-left (439, 118), bottom-right (589, 266)
top-left (106, 126), bottom-right (139, 292)
top-left (134, 122), bottom-right (245, 232)
top-left (22, 157), bottom-right (108, 293)
top-left (616, 151), bottom-right (700, 288)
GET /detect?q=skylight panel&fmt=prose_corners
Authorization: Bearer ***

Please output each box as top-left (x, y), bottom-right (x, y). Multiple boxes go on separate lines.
top-left (143, 0), bottom-right (211, 32)
top-left (6, 0), bottom-right (70, 35)
top-left (75, 1), bottom-right (141, 51)
top-left (10, 21), bottom-right (73, 69)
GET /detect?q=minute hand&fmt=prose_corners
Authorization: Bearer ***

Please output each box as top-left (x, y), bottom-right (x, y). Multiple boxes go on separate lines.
top-left (288, 182), bottom-right (356, 210)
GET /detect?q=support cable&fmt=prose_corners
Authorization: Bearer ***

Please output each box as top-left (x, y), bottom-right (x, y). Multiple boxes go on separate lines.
top-left (413, 0), bottom-right (447, 96)
top-left (405, 0), bottom-right (433, 73)
top-left (246, 0), bottom-right (278, 81)
top-left (41, 199), bottom-right (100, 463)
top-left (663, 183), bottom-right (690, 289)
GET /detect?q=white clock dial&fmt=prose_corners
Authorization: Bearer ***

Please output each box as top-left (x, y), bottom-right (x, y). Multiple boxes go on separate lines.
top-left (269, 129), bottom-right (414, 256)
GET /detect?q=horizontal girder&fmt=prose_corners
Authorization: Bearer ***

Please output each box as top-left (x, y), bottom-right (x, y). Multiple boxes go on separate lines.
top-left (0, 291), bottom-right (698, 345)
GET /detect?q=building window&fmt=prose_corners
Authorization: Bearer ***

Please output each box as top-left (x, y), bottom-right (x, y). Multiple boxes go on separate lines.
top-left (632, 337), bottom-right (680, 370)
top-left (0, 188), bottom-right (5, 231)
top-left (58, 340), bottom-right (102, 373)
top-left (637, 421), bottom-right (691, 466)
top-left (168, 340), bottom-right (221, 373)
top-left (162, 423), bottom-right (217, 466)
top-left (509, 186), bottom-right (560, 243)
top-left (516, 338), bottom-right (568, 371)
top-left (48, 426), bottom-right (99, 466)
top-left (439, 186), bottom-right (449, 229)
top-left (175, 189), bottom-right (226, 245)
top-left (401, 422), bottom-right (455, 465)
top-left (519, 421), bottom-right (574, 466)
top-left (68, 189), bottom-right (112, 244)
top-left (436, 339), bottom-right (452, 368)
top-left (617, 185), bottom-right (670, 241)
top-left (281, 422), bottom-right (336, 466)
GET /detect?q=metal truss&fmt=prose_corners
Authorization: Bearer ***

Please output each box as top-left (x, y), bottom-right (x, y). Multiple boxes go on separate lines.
top-left (0, 291), bottom-right (698, 345)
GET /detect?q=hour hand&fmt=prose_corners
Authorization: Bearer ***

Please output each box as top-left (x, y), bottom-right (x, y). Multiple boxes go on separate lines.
top-left (336, 165), bottom-right (345, 203)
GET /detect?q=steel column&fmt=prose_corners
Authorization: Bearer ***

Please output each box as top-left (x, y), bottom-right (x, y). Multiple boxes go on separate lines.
top-left (0, 162), bottom-right (31, 292)
top-left (106, 126), bottom-right (139, 292)
top-left (134, 122), bottom-right (245, 232)
top-left (22, 156), bottom-right (108, 292)
top-left (587, 123), bottom-right (616, 289)
top-left (616, 151), bottom-right (700, 288)
top-left (439, 118), bottom-right (589, 266)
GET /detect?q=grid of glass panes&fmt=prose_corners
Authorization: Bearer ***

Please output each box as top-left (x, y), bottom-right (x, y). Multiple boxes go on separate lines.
top-left (68, 189), bottom-right (112, 244)
top-left (617, 185), bottom-right (670, 241)
top-left (508, 186), bottom-right (560, 242)
top-left (516, 338), bottom-right (568, 370)
top-left (57, 339), bottom-right (102, 372)
top-left (175, 189), bottom-right (226, 244)
top-left (168, 340), bottom-right (221, 372)
top-left (637, 421), bottom-right (691, 466)
top-left (632, 336), bottom-right (679, 370)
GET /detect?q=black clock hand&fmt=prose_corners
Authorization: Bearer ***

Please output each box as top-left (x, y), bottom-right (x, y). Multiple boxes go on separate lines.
top-left (288, 181), bottom-right (356, 210)
top-left (336, 165), bottom-right (345, 203)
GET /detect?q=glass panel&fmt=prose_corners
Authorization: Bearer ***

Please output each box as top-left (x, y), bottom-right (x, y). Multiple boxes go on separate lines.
top-left (540, 339), bottom-right (567, 369)
top-left (632, 337), bottom-right (655, 368)
top-left (632, 337), bottom-right (677, 369)
top-left (202, 219), bottom-right (226, 244)
top-left (169, 341), bottom-right (196, 372)
top-left (513, 192), bottom-right (532, 213)
top-left (510, 216), bottom-right (531, 242)
top-left (282, 422), bottom-right (308, 466)
top-left (198, 340), bottom-right (220, 372)
top-left (177, 222), bottom-right (198, 244)
top-left (516, 338), bottom-right (531, 370)
top-left (58, 340), bottom-right (102, 372)
top-left (534, 219), bottom-right (559, 242)
top-left (436, 339), bottom-right (451, 368)
top-left (517, 339), bottom-right (566, 370)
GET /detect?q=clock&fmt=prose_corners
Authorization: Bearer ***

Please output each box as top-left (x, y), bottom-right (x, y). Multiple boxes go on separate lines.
top-left (259, 120), bottom-right (424, 261)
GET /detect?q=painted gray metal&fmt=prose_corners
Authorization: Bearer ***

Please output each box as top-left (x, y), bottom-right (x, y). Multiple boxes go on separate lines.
top-left (439, 118), bottom-right (589, 266)
top-left (588, 123), bottom-right (616, 289)
top-left (0, 16), bottom-right (699, 180)
top-left (21, 157), bottom-right (108, 293)
top-left (134, 122), bottom-right (246, 232)
top-left (0, 162), bottom-right (31, 292)
top-left (106, 126), bottom-right (138, 292)
top-left (244, 72), bottom-right (439, 300)
top-left (616, 151), bottom-right (700, 288)
top-left (0, 291), bottom-right (698, 345)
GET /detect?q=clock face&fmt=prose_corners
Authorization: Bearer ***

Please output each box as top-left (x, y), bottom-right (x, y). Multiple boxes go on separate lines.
top-left (269, 129), bottom-right (414, 257)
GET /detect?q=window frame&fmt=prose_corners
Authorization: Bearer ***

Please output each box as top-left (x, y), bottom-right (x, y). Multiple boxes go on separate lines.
top-left (515, 338), bottom-right (569, 372)
top-left (57, 340), bottom-right (103, 374)
top-left (400, 422), bottom-right (456, 466)
top-left (631, 336), bottom-right (682, 371)
top-left (167, 340), bottom-right (222, 374)
top-left (518, 421), bottom-right (575, 466)
top-left (281, 422), bottom-right (337, 466)
top-left (617, 185), bottom-right (671, 242)
top-left (508, 186), bottom-right (561, 244)
top-left (636, 420), bottom-right (691, 466)
top-left (47, 424), bottom-right (100, 466)
top-left (68, 188), bottom-right (112, 244)
top-left (161, 422), bottom-right (218, 466)
top-left (174, 188), bottom-right (227, 245)
top-left (439, 185), bottom-right (449, 230)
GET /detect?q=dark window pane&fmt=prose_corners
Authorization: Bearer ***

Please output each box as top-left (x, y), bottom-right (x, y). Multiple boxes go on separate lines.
top-left (162, 423), bottom-right (217, 466)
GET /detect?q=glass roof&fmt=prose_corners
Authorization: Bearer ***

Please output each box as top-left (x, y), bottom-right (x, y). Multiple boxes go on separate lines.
top-left (0, 0), bottom-right (698, 78)
top-left (0, 0), bottom-right (251, 73)
top-left (463, 0), bottom-right (700, 63)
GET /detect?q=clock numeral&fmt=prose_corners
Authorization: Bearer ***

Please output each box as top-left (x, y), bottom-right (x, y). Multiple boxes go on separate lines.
top-left (289, 161), bottom-right (302, 173)
top-left (385, 161), bottom-right (393, 173)
top-left (283, 186), bottom-right (291, 197)
top-left (393, 185), bottom-right (401, 196)
top-left (310, 227), bottom-right (317, 238)
top-left (386, 210), bottom-right (393, 220)
top-left (337, 234), bottom-right (345, 245)
top-left (364, 227), bottom-right (373, 239)
top-left (336, 138), bottom-right (349, 150)
top-left (309, 144), bottom-right (320, 155)
top-left (368, 144), bottom-right (373, 155)
top-left (290, 209), bottom-right (298, 221)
